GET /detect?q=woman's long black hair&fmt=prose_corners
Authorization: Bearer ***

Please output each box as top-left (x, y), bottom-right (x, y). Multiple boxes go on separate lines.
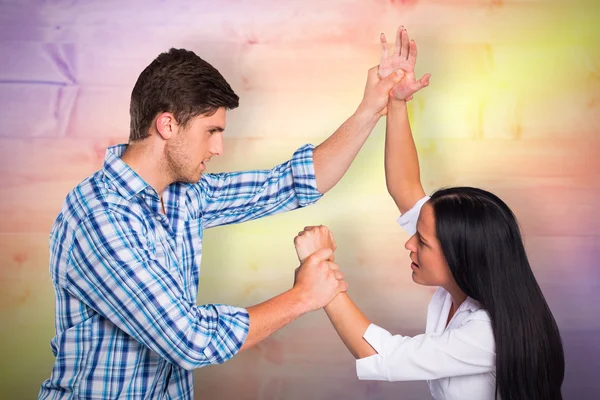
top-left (430, 187), bottom-right (564, 400)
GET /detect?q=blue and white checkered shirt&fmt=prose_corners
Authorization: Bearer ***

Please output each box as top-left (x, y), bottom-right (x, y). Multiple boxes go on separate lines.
top-left (39, 143), bottom-right (322, 399)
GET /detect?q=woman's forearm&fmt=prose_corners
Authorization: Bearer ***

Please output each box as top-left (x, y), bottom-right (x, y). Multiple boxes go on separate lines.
top-left (324, 293), bottom-right (377, 359)
top-left (385, 99), bottom-right (426, 214)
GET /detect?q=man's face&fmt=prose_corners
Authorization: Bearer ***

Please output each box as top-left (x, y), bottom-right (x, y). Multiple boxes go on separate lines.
top-left (165, 107), bottom-right (226, 183)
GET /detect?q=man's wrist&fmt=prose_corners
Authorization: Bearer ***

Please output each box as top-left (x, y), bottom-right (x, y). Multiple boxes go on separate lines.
top-left (355, 103), bottom-right (382, 124)
top-left (287, 286), bottom-right (314, 316)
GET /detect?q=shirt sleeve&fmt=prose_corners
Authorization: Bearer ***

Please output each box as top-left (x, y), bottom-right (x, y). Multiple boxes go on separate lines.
top-left (356, 319), bottom-right (495, 381)
top-left (190, 144), bottom-right (323, 229)
top-left (396, 196), bottom-right (430, 236)
top-left (65, 208), bottom-right (250, 371)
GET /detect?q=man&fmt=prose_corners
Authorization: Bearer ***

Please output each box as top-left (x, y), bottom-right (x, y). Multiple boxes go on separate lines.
top-left (38, 47), bottom-right (405, 399)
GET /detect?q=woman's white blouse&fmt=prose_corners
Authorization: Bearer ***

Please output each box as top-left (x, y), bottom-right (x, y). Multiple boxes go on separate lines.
top-left (355, 196), bottom-right (497, 400)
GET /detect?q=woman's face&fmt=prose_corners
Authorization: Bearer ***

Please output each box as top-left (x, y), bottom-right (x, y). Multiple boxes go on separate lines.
top-left (404, 202), bottom-right (455, 287)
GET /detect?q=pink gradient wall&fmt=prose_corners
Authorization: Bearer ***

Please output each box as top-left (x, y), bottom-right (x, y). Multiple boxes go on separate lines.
top-left (1, 0), bottom-right (599, 398)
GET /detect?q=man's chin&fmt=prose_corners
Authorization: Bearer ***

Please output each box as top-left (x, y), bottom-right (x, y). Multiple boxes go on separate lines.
top-left (176, 173), bottom-right (203, 184)
top-left (191, 173), bottom-right (203, 183)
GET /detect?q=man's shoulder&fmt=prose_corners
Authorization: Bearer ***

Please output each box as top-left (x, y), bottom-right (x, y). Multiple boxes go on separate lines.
top-left (57, 169), bottom-right (141, 231)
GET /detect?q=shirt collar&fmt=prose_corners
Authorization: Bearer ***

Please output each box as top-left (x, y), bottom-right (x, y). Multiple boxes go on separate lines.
top-left (439, 287), bottom-right (483, 313)
top-left (102, 144), bottom-right (151, 200)
top-left (460, 296), bottom-right (483, 313)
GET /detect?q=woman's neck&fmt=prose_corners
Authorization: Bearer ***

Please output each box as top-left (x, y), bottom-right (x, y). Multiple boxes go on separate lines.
top-left (444, 284), bottom-right (468, 325)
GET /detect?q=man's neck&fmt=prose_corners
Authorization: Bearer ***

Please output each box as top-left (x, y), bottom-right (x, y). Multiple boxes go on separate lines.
top-left (120, 141), bottom-right (172, 195)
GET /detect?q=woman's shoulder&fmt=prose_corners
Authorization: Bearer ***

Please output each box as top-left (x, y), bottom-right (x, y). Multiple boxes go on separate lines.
top-left (457, 306), bottom-right (495, 353)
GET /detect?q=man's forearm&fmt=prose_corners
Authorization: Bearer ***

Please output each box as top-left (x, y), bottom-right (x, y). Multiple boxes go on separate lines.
top-left (240, 288), bottom-right (309, 352)
top-left (324, 293), bottom-right (376, 359)
top-left (385, 99), bottom-right (425, 214)
top-left (312, 107), bottom-right (380, 194)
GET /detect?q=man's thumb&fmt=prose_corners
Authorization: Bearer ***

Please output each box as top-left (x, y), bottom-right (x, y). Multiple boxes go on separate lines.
top-left (311, 247), bottom-right (334, 262)
top-left (381, 69), bottom-right (405, 89)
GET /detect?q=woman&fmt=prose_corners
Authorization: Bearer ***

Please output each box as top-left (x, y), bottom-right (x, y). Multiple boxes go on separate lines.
top-left (294, 27), bottom-right (564, 400)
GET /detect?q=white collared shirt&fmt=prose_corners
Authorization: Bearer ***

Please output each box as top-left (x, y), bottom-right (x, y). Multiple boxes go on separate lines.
top-left (356, 196), bottom-right (497, 400)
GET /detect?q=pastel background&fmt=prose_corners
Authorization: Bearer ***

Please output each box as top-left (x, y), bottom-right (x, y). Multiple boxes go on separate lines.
top-left (1, 0), bottom-right (599, 399)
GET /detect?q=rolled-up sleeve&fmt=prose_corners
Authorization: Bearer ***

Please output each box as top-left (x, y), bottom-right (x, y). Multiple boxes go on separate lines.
top-left (397, 196), bottom-right (430, 236)
top-left (192, 144), bottom-right (323, 229)
top-left (65, 209), bottom-right (249, 370)
top-left (356, 320), bottom-right (495, 381)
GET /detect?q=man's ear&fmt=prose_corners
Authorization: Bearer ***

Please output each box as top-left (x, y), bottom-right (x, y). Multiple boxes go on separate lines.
top-left (155, 112), bottom-right (178, 140)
